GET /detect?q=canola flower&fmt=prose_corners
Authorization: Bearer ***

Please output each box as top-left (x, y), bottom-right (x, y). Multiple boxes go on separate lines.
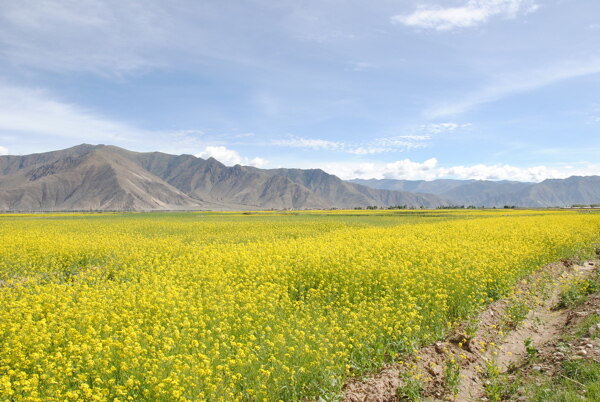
top-left (0, 210), bottom-right (599, 400)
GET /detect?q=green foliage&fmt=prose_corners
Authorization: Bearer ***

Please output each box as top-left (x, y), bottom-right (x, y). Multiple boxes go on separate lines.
top-left (524, 337), bottom-right (539, 359)
top-left (557, 276), bottom-right (600, 309)
top-left (577, 315), bottom-right (600, 339)
top-left (484, 360), bottom-right (522, 401)
top-left (397, 373), bottom-right (424, 401)
top-left (503, 297), bottom-right (530, 329)
top-left (444, 357), bottom-right (461, 397)
top-left (527, 360), bottom-right (600, 401)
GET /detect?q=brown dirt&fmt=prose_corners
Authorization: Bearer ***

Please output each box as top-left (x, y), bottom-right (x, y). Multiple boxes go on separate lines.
top-left (342, 259), bottom-right (599, 402)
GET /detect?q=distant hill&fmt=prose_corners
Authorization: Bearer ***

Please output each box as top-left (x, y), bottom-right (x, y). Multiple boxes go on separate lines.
top-left (439, 180), bottom-right (533, 206)
top-left (350, 177), bottom-right (600, 207)
top-left (350, 178), bottom-right (475, 195)
top-left (0, 145), bottom-right (446, 211)
top-left (498, 176), bottom-right (600, 207)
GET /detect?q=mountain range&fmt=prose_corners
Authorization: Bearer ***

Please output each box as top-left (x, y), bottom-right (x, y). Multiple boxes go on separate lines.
top-left (351, 177), bottom-right (600, 208)
top-left (0, 145), bottom-right (598, 211)
top-left (0, 145), bottom-right (443, 211)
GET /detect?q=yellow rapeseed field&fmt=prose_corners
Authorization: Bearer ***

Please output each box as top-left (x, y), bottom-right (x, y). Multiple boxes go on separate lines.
top-left (0, 210), bottom-right (599, 400)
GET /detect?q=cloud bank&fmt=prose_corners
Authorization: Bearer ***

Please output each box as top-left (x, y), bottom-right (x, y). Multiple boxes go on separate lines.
top-left (321, 158), bottom-right (600, 182)
top-left (196, 146), bottom-right (268, 168)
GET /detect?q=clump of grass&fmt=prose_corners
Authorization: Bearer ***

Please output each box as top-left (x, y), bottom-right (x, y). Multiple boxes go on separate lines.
top-left (524, 337), bottom-right (539, 360)
top-left (443, 356), bottom-right (461, 398)
top-left (525, 360), bottom-right (600, 401)
top-left (484, 360), bottom-right (522, 401)
top-left (503, 296), bottom-right (530, 329)
top-left (557, 276), bottom-right (600, 309)
top-left (397, 373), bottom-right (423, 401)
top-left (574, 314), bottom-right (600, 339)
top-left (562, 359), bottom-right (600, 383)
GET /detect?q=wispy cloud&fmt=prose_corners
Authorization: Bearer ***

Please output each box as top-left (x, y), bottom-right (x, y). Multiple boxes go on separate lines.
top-left (373, 137), bottom-right (426, 150)
top-left (421, 122), bottom-right (471, 133)
top-left (346, 147), bottom-right (391, 155)
top-left (272, 136), bottom-right (344, 151)
top-left (273, 135), bottom-right (396, 154)
top-left (427, 58), bottom-right (600, 118)
top-left (392, 0), bottom-right (539, 31)
top-left (195, 145), bottom-right (268, 167)
top-left (373, 123), bottom-right (470, 148)
top-left (0, 1), bottom-right (167, 74)
top-left (321, 159), bottom-right (600, 182)
top-left (0, 1), bottom-right (278, 75)
top-left (0, 82), bottom-right (143, 142)
top-left (273, 124), bottom-right (468, 155)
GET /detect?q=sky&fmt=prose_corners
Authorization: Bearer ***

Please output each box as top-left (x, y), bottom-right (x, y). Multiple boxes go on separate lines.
top-left (0, 0), bottom-right (599, 182)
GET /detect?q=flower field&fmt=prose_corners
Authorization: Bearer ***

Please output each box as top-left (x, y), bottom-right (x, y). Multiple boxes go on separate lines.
top-left (0, 210), bottom-right (599, 401)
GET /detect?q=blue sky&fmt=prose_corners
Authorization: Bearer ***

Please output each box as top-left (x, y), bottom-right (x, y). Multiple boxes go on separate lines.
top-left (0, 0), bottom-right (599, 181)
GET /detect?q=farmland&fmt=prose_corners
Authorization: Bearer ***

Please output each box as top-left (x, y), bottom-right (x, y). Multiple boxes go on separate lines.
top-left (0, 210), bottom-right (599, 400)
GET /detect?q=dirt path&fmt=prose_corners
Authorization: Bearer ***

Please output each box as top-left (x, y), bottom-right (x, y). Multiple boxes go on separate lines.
top-left (343, 259), bottom-right (599, 402)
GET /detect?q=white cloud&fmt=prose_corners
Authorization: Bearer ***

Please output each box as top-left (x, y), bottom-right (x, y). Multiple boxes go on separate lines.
top-left (319, 158), bottom-right (600, 182)
top-left (439, 163), bottom-right (552, 182)
top-left (324, 158), bottom-right (440, 180)
top-left (195, 146), bottom-right (268, 168)
top-left (427, 58), bottom-right (600, 118)
top-left (0, 146), bottom-right (8, 155)
top-left (248, 157), bottom-right (269, 168)
top-left (392, 0), bottom-right (539, 31)
top-left (272, 136), bottom-right (344, 151)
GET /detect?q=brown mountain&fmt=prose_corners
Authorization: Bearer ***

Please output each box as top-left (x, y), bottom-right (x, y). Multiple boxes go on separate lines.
top-left (0, 144), bottom-right (446, 211)
top-left (0, 145), bottom-right (204, 211)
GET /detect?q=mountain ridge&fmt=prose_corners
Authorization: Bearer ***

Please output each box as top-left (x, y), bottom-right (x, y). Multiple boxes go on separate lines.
top-left (2, 145), bottom-right (597, 211)
top-left (0, 145), bottom-right (446, 211)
